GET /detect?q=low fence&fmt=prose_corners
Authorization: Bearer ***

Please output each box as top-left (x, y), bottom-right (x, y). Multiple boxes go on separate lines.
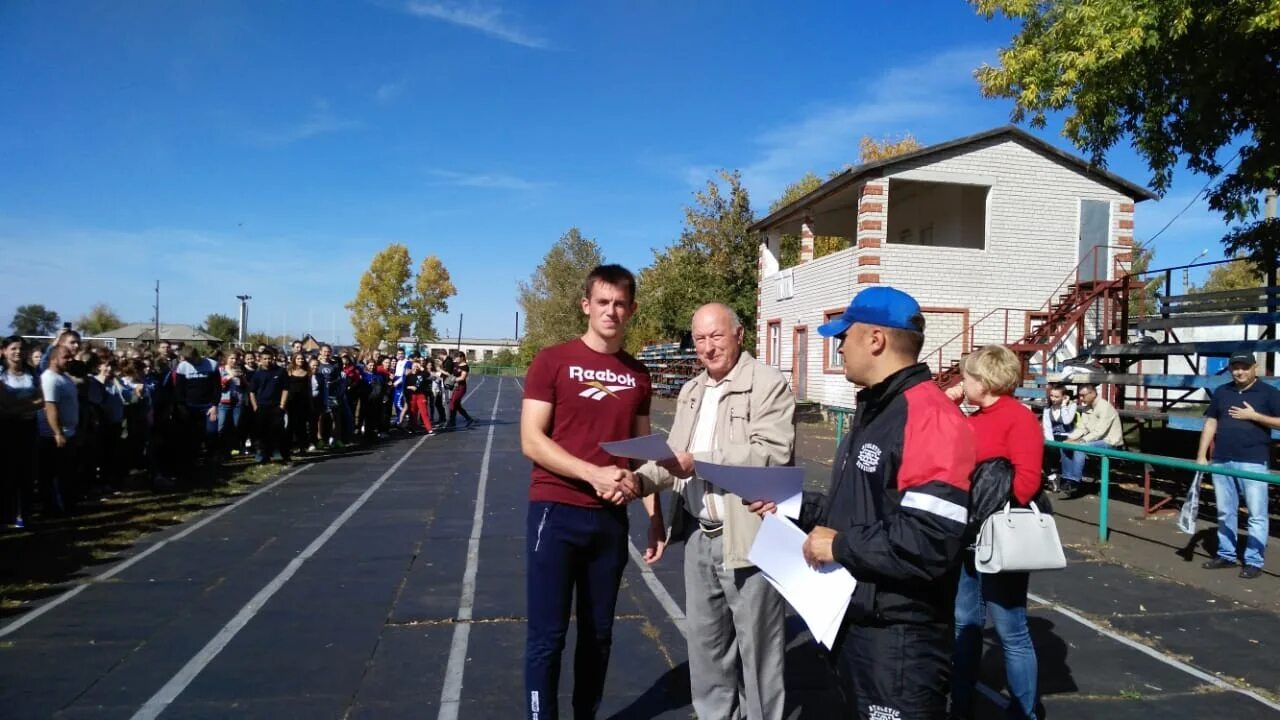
top-left (1045, 439), bottom-right (1279, 543)
top-left (469, 364), bottom-right (523, 377)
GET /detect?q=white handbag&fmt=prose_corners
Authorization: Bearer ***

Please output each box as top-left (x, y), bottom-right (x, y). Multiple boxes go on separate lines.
top-left (973, 501), bottom-right (1067, 574)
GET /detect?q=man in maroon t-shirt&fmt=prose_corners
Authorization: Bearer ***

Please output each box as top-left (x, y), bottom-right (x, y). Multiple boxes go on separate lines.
top-left (521, 264), bottom-right (666, 720)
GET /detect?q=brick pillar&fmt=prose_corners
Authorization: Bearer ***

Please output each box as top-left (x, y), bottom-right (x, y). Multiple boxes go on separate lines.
top-left (800, 219), bottom-right (815, 263)
top-left (1113, 200), bottom-right (1136, 273)
top-left (856, 179), bottom-right (888, 284)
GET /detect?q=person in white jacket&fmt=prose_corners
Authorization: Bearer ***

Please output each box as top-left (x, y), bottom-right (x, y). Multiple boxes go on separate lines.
top-left (1042, 383), bottom-right (1084, 492)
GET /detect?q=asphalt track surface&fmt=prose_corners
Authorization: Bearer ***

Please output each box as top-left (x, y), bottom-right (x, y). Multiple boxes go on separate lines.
top-left (2, 376), bottom-right (1278, 718)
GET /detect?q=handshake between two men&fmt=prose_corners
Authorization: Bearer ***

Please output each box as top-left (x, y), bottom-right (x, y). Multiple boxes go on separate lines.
top-left (584, 451), bottom-right (696, 505)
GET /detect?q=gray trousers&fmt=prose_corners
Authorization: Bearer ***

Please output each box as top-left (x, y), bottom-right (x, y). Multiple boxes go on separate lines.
top-left (685, 528), bottom-right (786, 720)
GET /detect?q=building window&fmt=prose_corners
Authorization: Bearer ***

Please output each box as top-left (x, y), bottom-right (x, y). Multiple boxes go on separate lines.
top-left (484, 349), bottom-right (494, 361)
top-left (467, 349), bottom-right (477, 361)
top-left (767, 320), bottom-right (782, 366)
top-left (776, 269), bottom-right (794, 300)
top-left (886, 179), bottom-right (988, 250)
top-left (823, 309), bottom-right (845, 373)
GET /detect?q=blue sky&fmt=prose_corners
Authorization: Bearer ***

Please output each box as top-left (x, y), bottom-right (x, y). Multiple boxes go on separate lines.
top-left (0, 1), bottom-right (1242, 343)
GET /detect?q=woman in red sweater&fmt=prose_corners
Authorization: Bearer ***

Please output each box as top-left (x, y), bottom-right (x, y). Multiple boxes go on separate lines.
top-left (945, 344), bottom-right (1044, 720)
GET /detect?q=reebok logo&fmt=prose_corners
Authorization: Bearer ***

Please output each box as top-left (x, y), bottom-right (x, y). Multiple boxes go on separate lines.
top-left (569, 365), bottom-right (637, 400)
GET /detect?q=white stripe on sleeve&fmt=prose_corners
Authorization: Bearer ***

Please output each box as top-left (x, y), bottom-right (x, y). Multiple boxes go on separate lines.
top-left (901, 490), bottom-right (969, 524)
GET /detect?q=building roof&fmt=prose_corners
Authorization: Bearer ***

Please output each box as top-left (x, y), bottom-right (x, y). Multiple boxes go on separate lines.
top-left (100, 323), bottom-right (222, 343)
top-left (398, 337), bottom-right (519, 346)
top-left (749, 125), bottom-right (1159, 234)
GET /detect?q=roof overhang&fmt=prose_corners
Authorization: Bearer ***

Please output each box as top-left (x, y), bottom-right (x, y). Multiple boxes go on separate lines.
top-left (749, 125), bottom-right (1158, 235)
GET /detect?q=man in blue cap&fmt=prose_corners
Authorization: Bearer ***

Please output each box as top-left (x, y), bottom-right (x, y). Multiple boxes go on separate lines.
top-left (752, 286), bottom-right (976, 719)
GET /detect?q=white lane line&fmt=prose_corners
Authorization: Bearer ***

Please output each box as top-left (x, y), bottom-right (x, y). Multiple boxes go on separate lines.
top-left (626, 540), bottom-right (686, 639)
top-left (1028, 591), bottom-right (1280, 712)
top-left (0, 463), bottom-right (314, 640)
top-left (514, 376), bottom-right (524, 392)
top-left (437, 378), bottom-right (505, 720)
top-left (130, 433), bottom-right (432, 720)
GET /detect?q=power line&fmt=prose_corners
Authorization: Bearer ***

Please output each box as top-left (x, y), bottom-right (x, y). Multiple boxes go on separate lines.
top-left (1136, 150), bottom-right (1241, 252)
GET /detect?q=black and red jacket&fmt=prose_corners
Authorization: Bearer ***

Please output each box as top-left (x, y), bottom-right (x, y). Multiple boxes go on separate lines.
top-left (800, 363), bottom-right (976, 627)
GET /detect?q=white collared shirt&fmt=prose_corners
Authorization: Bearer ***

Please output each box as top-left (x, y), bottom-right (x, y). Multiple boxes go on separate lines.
top-left (682, 377), bottom-right (727, 522)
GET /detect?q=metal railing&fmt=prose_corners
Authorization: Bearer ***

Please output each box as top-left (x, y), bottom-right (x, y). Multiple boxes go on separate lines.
top-left (469, 364), bottom-right (523, 377)
top-left (1045, 439), bottom-right (1279, 543)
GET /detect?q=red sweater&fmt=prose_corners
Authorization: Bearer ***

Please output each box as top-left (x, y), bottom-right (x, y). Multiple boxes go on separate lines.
top-left (967, 395), bottom-right (1045, 505)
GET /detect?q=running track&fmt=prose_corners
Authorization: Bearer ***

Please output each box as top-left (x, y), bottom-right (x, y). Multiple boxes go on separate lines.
top-left (1, 377), bottom-right (1277, 718)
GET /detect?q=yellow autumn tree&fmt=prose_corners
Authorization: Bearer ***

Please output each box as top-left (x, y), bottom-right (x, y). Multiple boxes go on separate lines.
top-left (346, 244), bottom-right (413, 352)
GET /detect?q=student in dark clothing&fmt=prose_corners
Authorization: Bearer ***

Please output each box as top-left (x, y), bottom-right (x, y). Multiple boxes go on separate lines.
top-left (173, 345), bottom-right (220, 479)
top-left (285, 353), bottom-right (313, 454)
top-left (249, 349), bottom-right (290, 465)
top-left (446, 351), bottom-right (475, 429)
top-left (404, 354), bottom-right (434, 435)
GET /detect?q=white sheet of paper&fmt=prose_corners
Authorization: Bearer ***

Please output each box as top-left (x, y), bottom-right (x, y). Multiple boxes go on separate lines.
top-left (748, 513), bottom-right (855, 650)
top-left (693, 461), bottom-right (804, 520)
top-left (600, 433), bottom-right (676, 462)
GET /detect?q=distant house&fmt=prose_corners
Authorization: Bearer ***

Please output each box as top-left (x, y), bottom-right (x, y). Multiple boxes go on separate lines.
top-left (398, 336), bottom-right (519, 363)
top-left (751, 126), bottom-right (1157, 410)
top-left (97, 323), bottom-right (222, 348)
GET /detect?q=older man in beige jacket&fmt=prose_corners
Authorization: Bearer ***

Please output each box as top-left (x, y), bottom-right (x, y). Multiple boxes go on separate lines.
top-left (638, 303), bottom-right (795, 720)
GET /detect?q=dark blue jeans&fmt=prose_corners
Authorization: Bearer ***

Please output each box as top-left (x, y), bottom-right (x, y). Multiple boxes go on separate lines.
top-left (953, 561), bottom-right (1038, 719)
top-left (525, 501), bottom-right (629, 720)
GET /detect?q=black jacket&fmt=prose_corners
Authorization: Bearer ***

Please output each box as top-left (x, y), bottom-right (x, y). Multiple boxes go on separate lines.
top-left (800, 363), bottom-right (976, 626)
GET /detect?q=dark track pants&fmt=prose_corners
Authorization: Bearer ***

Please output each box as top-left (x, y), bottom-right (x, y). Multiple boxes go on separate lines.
top-left (834, 620), bottom-right (952, 719)
top-left (525, 501), bottom-right (629, 720)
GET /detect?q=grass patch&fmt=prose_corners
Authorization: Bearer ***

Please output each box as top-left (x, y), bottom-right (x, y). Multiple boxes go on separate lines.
top-left (0, 457), bottom-right (294, 616)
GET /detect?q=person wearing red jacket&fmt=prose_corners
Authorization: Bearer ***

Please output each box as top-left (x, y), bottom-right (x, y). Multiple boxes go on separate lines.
top-left (945, 344), bottom-right (1045, 720)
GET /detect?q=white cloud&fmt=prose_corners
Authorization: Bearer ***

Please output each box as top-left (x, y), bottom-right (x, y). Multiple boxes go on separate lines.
top-left (242, 99), bottom-right (360, 147)
top-left (0, 218), bottom-right (371, 343)
top-left (427, 168), bottom-right (548, 191)
top-left (375, 81), bottom-right (405, 105)
top-left (704, 46), bottom-right (999, 207)
top-left (402, 1), bottom-right (548, 49)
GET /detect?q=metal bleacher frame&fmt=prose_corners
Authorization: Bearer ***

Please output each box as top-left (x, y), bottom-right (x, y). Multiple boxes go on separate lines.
top-left (1062, 258), bottom-right (1280, 514)
top-left (635, 341), bottom-right (699, 398)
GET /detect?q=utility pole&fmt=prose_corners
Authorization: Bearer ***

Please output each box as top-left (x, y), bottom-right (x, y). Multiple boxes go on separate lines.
top-left (235, 295), bottom-right (251, 347)
top-left (1267, 189), bottom-right (1277, 376)
top-left (456, 314), bottom-right (463, 351)
top-left (153, 280), bottom-right (160, 347)
top-left (515, 311), bottom-right (519, 341)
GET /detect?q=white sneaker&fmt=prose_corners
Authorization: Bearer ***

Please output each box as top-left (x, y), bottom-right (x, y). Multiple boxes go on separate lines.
top-left (307, 444), bottom-right (317, 452)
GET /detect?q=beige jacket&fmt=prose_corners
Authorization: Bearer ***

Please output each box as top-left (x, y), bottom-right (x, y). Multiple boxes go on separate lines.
top-left (1068, 396), bottom-right (1124, 447)
top-left (637, 351), bottom-right (795, 570)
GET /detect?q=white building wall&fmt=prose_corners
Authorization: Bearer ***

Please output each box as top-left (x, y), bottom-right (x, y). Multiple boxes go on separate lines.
top-left (758, 135), bottom-right (1140, 409)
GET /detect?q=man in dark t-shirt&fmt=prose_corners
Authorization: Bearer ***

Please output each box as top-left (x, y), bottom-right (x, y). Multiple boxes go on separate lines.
top-left (249, 349), bottom-right (290, 465)
top-left (1198, 352), bottom-right (1280, 578)
top-left (520, 264), bottom-right (665, 720)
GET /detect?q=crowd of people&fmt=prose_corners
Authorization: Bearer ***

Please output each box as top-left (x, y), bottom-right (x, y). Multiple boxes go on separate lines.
top-left (0, 331), bottom-right (477, 529)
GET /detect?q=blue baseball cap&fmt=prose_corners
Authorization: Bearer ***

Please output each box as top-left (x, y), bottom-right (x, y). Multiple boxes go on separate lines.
top-left (818, 286), bottom-right (924, 337)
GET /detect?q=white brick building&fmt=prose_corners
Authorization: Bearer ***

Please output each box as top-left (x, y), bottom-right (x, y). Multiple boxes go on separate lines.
top-left (752, 126), bottom-right (1156, 409)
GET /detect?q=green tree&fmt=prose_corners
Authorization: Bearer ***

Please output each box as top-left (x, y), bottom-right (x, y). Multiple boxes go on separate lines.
top-left (346, 244), bottom-right (414, 353)
top-left (409, 255), bottom-right (457, 343)
top-left (75, 303), bottom-right (124, 336)
top-left (1190, 256), bottom-right (1268, 294)
top-left (518, 228), bottom-right (604, 364)
top-left (973, 0), bottom-right (1280, 263)
top-left (1126, 246), bottom-right (1164, 319)
top-left (199, 313), bottom-right (240, 344)
top-left (10, 304), bottom-right (60, 336)
top-left (243, 331), bottom-right (274, 349)
top-left (634, 170), bottom-right (759, 351)
top-left (492, 348), bottom-right (518, 367)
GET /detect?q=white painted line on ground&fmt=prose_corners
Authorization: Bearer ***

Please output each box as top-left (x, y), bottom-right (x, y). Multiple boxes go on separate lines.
top-left (626, 540), bottom-right (687, 639)
top-left (514, 376), bottom-right (524, 392)
top-left (0, 463), bottom-right (314, 640)
top-left (130, 433), bottom-right (433, 720)
top-left (1028, 591), bottom-right (1280, 712)
top-left (437, 378), bottom-right (505, 720)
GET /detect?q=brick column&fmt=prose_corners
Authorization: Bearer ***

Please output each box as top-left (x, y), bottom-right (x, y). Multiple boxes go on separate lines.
top-left (855, 179), bottom-right (888, 284)
top-left (1113, 200), bottom-right (1136, 271)
top-left (799, 218), bottom-right (815, 263)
